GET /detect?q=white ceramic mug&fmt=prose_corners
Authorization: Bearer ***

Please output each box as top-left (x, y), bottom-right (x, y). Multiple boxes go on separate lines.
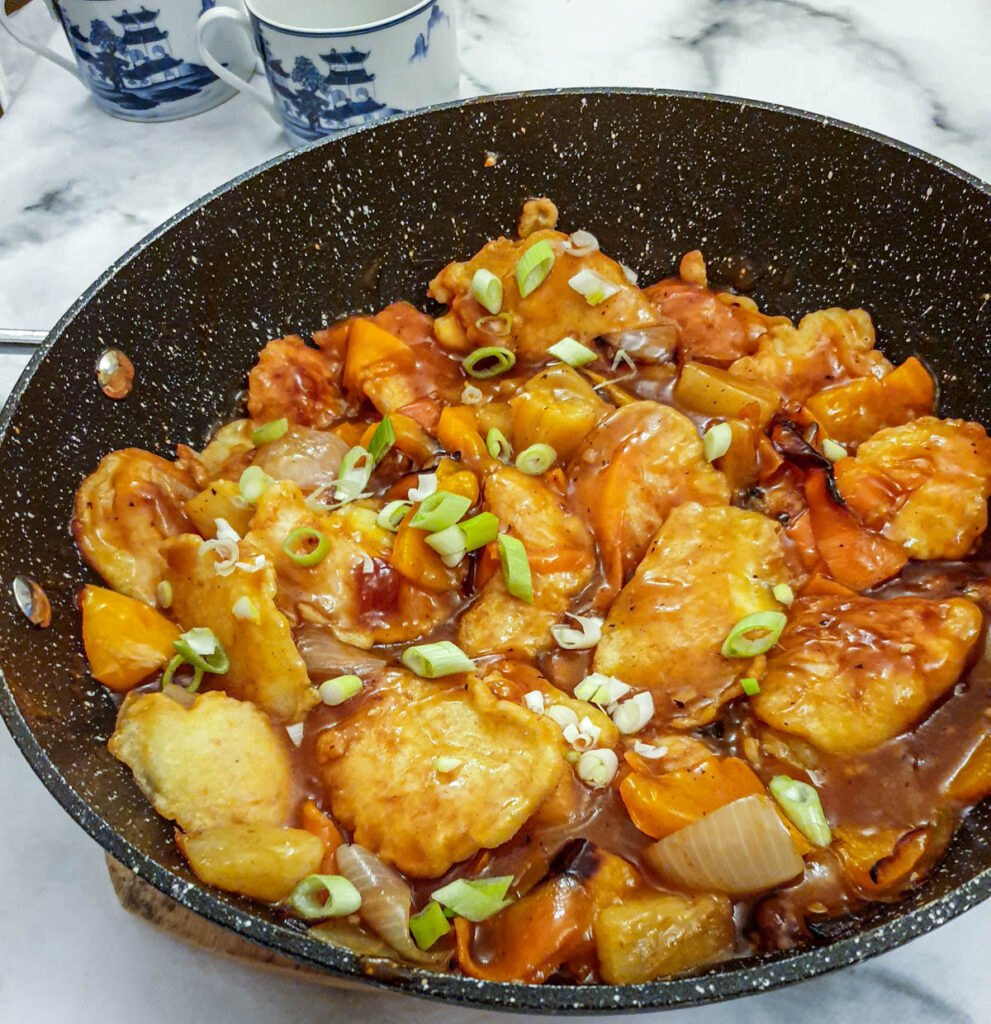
top-left (0, 0), bottom-right (255, 122)
top-left (196, 0), bottom-right (459, 144)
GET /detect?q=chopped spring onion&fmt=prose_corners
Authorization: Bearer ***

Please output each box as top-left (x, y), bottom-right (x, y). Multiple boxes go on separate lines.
top-left (238, 465), bottom-right (275, 505)
top-left (741, 677), bottom-right (761, 696)
top-left (545, 704), bottom-right (580, 731)
top-left (156, 580), bottom-right (173, 609)
top-left (470, 268), bottom-right (503, 315)
top-left (576, 748), bottom-right (619, 788)
top-left (286, 722), bottom-right (305, 747)
top-left (485, 427), bottom-right (512, 463)
top-left (721, 611), bottom-right (788, 658)
top-left (497, 533), bottom-right (533, 603)
top-left (434, 756), bottom-right (462, 773)
top-left (162, 654), bottom-right (201, 693)
top-left (563, 229), bottom-right (600, 256)
top-left (703, 422), bottom-right (732, 461)
top-left (377, 500), bottom-right (412, 532)
top-left (200, 518), bottom-right (241, 577)
top-left (334, 446), bottom-right (373, 503)
top-left (458, 511), bottom-right (499, 551)
top-left (319, 674), bottom-right (363, 706)
top-left (633, 740), bottom-right (668, 760)
top-left (523, 690), bottom-right (545, 714)
top-left (251, 417), bottom-right (288, 446)
top-left (515, 443), bottom-right (556, 475)
top-left (516, 239), bottom-right (555, 298)
top-left (288, 874), bottom-right (362, 919)
top-left (282, 527), bottom-right (331, 567)
top-left (822, 438), bottom-right (847, 462)
top-left (461, 383), bottom-right (484, 405)
top-left (475, 313), bottom-right (513, 337)
top-left (174, 627), bottom-right (229, 674)
top-left (462, 346), bottom-right (516, 379)
top-left (548, 336), bottom-right (597, 367)
top-left (769, 775), bottom-right (832, 847)
top-left (565, 750), bottom-right (581, 765)
top-left (425, 524), bottom-right (467, 566)
top-left (232, 596), bottom-right (260, 623)
top-left (408, 473), bottom-right (438, 502)
top-left (568, 268), bottom-right (620, 306)
top-left (563, 716), bottom-right (601, 751)
top-left (367, 418), bottom-right (396, 464)
top-left (574, 673), bottom-right (631, 706)
top-left (402, 641), bottom-right (475, 678)
top-left (410, 490), bottom-right (472, 532)
top-left (611, 691), bottom-right (655, 735)
top-left (772, 583), bottom-right (795, 606)
top-left (409, 900), bottom-right (451, 950)
top-left (431, 876), bottom-right (513, 922)
top-left (550, 613), bottom-right (603, 650)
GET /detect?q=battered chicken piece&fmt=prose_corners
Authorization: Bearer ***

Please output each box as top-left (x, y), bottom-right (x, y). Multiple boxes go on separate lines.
top-left (458, 467), bottom-right (595, 657)
top-left (316, 669), bottom-right (568, 877)
top-left (429, 229), bottom-right (661, 360)
top-left (196, 419), bottom-right (254, 481)
top-left (568, 402), bottom-right (730, 589)
top-left (109, 690), bottom-right (293, 833)
top-left (753, 595), bottom-right (982, 756)
top-left (73, 448), bottom-right (198, 605)
top-left (834, 416), bottom-right (991, 560)
top-left (247, 335), bottom-right (347, 429)
top-left (246, 481), bottom-right (461, 648)
top-left (728, 308), bottom-right (891, 404)
top-left (594, 504), bottom-right (798, 726)
top-left (161, 533), bottom-right (317, 723)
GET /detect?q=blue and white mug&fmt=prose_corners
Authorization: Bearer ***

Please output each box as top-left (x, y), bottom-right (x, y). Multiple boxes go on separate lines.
top-left (0, 0), bottom-right (255, 122)
top-left (196, 0), bottom-right (459, 145)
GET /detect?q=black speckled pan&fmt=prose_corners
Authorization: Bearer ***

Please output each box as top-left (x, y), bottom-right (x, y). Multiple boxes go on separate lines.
top-left (1, 89), bottom-right (990, 1014)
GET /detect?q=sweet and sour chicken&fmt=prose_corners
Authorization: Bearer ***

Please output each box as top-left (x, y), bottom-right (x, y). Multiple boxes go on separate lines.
top-left (74, 198), bottom-right (991, 985)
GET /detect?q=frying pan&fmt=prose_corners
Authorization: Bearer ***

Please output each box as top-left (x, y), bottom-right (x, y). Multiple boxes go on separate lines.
top-left (1, 89), bottom-right (990, 1014)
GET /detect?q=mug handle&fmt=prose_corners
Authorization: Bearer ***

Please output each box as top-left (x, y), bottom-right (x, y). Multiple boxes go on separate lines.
top-left (196, 7), bottom-right (281, 125)
top-left (0, 5), bottom-right (83, 82)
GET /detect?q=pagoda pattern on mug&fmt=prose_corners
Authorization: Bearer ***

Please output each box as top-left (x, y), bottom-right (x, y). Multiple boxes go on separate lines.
top-left (58, 1), bottom-right (217, 112)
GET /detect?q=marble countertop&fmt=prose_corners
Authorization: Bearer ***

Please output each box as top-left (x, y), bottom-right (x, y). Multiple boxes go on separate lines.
top-left (1, 1), bottom-right (990, 1022)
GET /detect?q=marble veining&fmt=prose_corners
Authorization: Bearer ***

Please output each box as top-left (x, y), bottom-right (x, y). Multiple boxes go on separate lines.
top-left (0, 2), bottom-right (990, 1023)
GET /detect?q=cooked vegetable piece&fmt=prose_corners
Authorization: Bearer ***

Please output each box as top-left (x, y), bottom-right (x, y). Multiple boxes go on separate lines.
top-left (247, 335), bottom-right (347, 429)
top-left (176, 825), bottom-right (323, 902)
top-left (594, 503), bottom-right (798, 726)
top-left (251, 424), bottom-right (350, 493)
top-left (509, 365), bottom-right (608, 461)
top-left (109, 690), bottom-right (293, 832)
top-left (161, 532), bottom-right (316, 722)
top-left (183, 479), bottom-right (254, 538)
top-left (81, 585), bottom-right (181, 692)
top-left (315, 670), bottom-right (567, 877)
top-left (833, 825), bottom-right (935, 896)
top-left (753, 594), bottom-right (981, 755)
top-left (673, 361), bottom-right (781, 428)
top-left (73, 449), bottom-right (198, 604)
top-left (834, 416), bottom-right (991, 560)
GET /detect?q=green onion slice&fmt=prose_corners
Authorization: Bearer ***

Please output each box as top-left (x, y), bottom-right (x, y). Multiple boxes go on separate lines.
top-left (288, 874), bottom-right (362, 919)
top-left (402, 641), bottom-right (475, 678)
top-left (772, 583), bottom-right (795, 607)
top-left (485, 427), bottom-right (512, 463)
top-left (568, 268), bottom-right (621, 306)
top-left (721, 611), bottom-right (787, 658)
top-left (251, 418), bottom-right (289, 446)
top-left (173, 627), bottom-right (230, 676)
top-left (470, 268), bottom-right (503, 315)
top-left (515, 443), bottom-right (556, 475)
top-left (367, 418), bottom-right (396, 464)
top-left (458, 511), bottom-right (499, 551)
top-left (425, 524), bottom-right (467, 566)
top-left (238, 465), bottom-right (275, 505)
top-left (498, 534), bottom-right (533, 603)
top-left (475, 313), bottom-right (513, 337)
top-left (162, 654), bottom-right (204, 693)
top-left (409, 901), bottom-right (451, 950)
top-left (741, 677), bottom-right (761, 696)
top-left (462, 346), bottom-right (516, 379)
top-left (516, 239), bottom-right (555, 298)
top-left (232, 596), bottom-right (260, 623)
top-left (548, 336), bottom-right (597, 367)
top-left (768, 775), bottom-right (832, 847)
top-left (703, 421), bottom-right (732, 461)
top-left (334, 446), bottom-right (373, 504)
top-left (434, 755), bottom-right (462, 773)
top-left (431, 876), bottom-right (513, 922)
top-left (282, 526), bottom-right (331, 567)
top-left (319, 674), bottom-right (363, 706)
top-left (822, 438), bottom-right (847, 462)
top-left (410, 490), bottom-right (472, 532)
top-left (377, 500), bottom-right (412, 532)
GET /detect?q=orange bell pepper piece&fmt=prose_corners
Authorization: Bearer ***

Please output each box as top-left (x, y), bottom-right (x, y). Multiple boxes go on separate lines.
top-left (81, 585), bottom-right (181, 692)
top-left (833, 826), bottom-right (930, 895)
top-left (620, 758), bottom-right (765, 840)
top-left (798, 571), bottom-right (858, 599)
top-left (945, 734), bottom-right (991, 803)
top-left (359, 413), bottom-right (438, 464)
top-left (436, 458), bottom-right (480, 504)
top-left (435, 405), bottom-right (491, 470)
top-left (784, 510), bottom-right (821, 573)
top-left (804, 469), bottom-right (906, 591)
top-left (300, 799), bottom-right (344, 873)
